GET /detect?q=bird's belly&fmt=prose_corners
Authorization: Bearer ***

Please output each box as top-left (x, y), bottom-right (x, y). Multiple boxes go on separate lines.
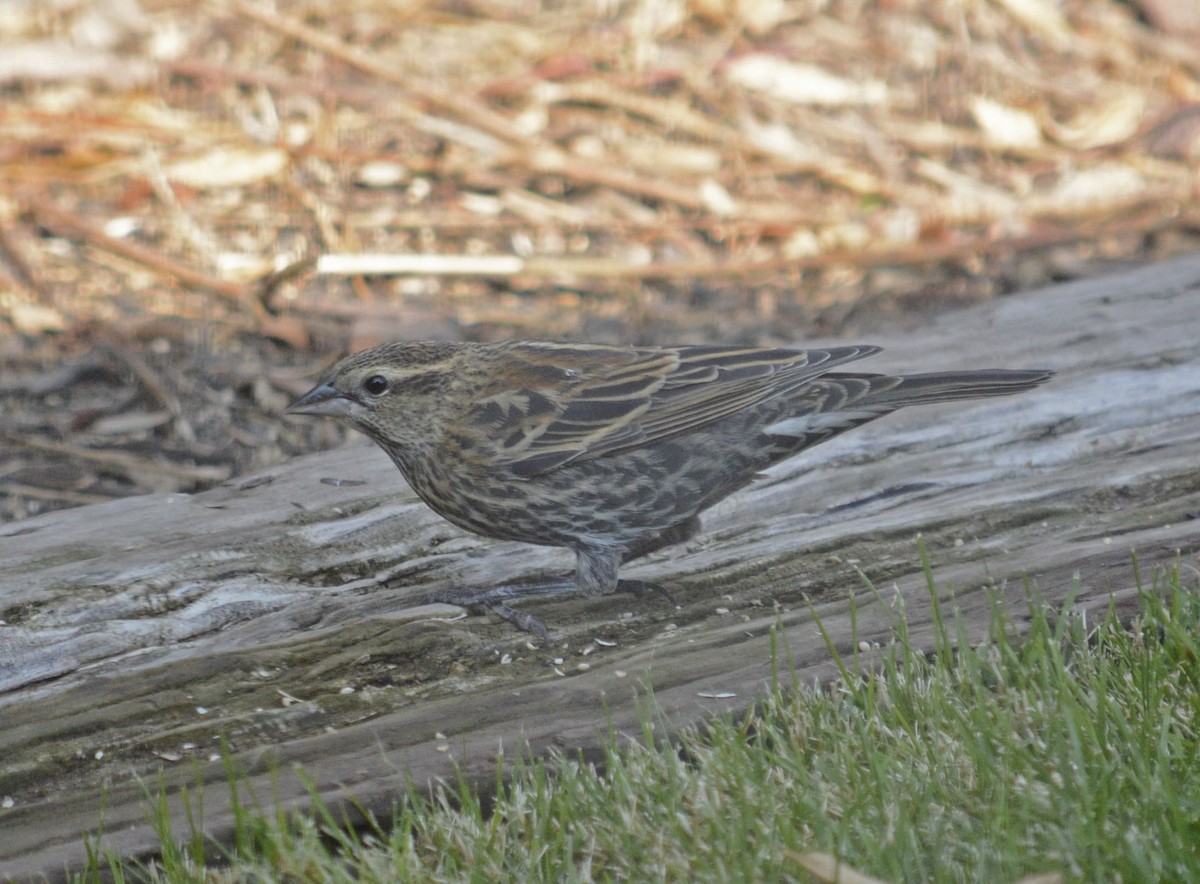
top-left (402, 442), bottom-right (757, 550)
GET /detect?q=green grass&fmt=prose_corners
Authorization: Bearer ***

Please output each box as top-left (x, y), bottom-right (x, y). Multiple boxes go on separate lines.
top-left (83, 556), bottom-right (1200, 882)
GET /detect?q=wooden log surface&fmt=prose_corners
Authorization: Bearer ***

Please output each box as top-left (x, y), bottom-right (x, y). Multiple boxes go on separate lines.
top-left (2, 255), bottom-right (1199, 880)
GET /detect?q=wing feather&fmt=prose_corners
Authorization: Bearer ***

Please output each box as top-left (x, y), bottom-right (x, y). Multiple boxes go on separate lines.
top-left (460, 343), bottom-right (880, 477)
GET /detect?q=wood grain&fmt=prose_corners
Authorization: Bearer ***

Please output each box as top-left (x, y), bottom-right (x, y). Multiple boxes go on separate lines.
top-left (2, 256), bottom-right (1199, 880)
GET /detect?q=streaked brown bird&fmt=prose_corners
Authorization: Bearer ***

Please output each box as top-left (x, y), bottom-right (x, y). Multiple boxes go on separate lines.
top-left (288, 341), bottom-right (1051, 639)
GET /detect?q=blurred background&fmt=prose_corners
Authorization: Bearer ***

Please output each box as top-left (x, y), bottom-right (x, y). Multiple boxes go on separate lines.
top-left (2, 0), bottom-right (1198, 522)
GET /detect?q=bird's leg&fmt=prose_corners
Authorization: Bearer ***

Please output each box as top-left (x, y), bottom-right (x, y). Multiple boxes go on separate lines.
top-left (419, 575), bottom-right (575, 642)
top-left (580, 546), bottom-right (676, 604)
top-left (418, 540), bottom-right (680, 640)
top-left (610, 518), bottom-right (699, 604)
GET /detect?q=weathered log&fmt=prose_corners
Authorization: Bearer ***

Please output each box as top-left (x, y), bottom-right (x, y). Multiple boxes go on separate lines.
top-left (2, 255), bottom-right (1199, 880)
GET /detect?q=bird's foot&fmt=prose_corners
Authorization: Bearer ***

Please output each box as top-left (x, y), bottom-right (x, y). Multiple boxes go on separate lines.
top-left (420, 576), bottom-right (576, 643)
top-left (420, 577), bottom-right (673, 642)
top-left (615, 578), bottom-right (675, 606)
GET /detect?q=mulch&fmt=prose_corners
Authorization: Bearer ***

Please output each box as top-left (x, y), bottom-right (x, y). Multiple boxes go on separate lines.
top-left (2, 0), bottom-right (1199, 523)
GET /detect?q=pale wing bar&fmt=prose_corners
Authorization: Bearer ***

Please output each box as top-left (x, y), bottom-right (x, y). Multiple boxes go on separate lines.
top-left (508, 345), bottom-right (879, 476)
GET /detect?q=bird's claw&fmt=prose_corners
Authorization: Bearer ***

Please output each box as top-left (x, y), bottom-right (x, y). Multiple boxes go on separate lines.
top-left (616, 578), bottom-right (675, 605)
top-left (481, 599), bottom-right (551, 643)
top-left (420, 579), bottom-right (574, 643)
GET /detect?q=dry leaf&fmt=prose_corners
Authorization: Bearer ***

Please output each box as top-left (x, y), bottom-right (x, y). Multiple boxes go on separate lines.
top-left (914, 159), bottom-right (1022, 223)
top-left (9, 303), bottom-right (66, 334)
top-left (0, 41), bottom-right (154, 88)
top-left (782, 227), bottom-right (820, 258)
top-left (818, 221), bottom-right (871, 252)
top-left (353, 161), bottom-right (408, 188)
top-left (625, 142), bottom-right (722, 174)
top-left (994, 0), bottom-right (1074, 45)
top-left (971, 97), bottom-right (1043, 150)
top-left (215, 253), bottom-right (276, 283)
top-left (165, 147), bottom-right (288, 189)
top-left (1030, 164), bottom-right (1147, 217)
top-left (725, 56), bottom-right (887, 106)
top-left (1047, 88), bottom-right (1146, 149)
top-left (741, 119), bottom-right (824, 162)
top-left (736, 0), bottom-right (790, 35)
top-left (698, 178), bottom-right (738, 216)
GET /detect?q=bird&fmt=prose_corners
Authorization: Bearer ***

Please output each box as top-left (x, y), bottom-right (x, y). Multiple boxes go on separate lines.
top-left (287, 340), bottom-right (1052, 639)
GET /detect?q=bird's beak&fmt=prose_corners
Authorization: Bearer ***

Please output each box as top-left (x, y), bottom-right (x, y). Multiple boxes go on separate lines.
top-left (286, 382), bottom-right (353, 417)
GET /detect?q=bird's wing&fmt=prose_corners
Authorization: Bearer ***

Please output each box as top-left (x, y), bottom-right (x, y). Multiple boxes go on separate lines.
top-left (461, 343), bottom-right (880, 477)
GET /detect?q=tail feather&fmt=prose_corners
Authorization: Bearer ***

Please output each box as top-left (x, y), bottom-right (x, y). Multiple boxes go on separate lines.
top-left (762, 369), bottom-right (1052, 444)
top-left (834, 369), bottom-right (1054, 409)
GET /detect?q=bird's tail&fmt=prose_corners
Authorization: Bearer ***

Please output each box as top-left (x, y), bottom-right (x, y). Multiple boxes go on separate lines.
top-left (832, 369), bottom-right (1054, 409)
top-left (762, 368), bottom-right (1053, 446)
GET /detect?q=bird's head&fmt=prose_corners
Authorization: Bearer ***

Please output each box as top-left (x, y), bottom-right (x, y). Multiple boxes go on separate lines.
top-left (287, 342), bottom-right (463, 451)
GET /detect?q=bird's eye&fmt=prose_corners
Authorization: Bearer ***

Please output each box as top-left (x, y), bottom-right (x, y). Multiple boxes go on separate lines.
top-left (363, 375), bottom-right (390, 396)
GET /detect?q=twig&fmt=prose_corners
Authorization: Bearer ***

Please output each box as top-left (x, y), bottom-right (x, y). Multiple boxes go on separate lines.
top-left (256, 254), bottom-right (318, 313)
top-left (518, 147), bottom-right (710, 210)
top-left (92, 338), bottom-right (197, 443)
top-left (546, 80), bottom-right (763, 159)
top-left (0, 432), bottom-right (231, 485)
top-left (313, 224), bottom-right (1113, 283)
top-left (141, 147), bottom-right (222, 269)
top-left (221, 0), bottom-right (526, 151)
top-left (0, 219), bottom-right (51, 301)
top-left (26, 200), bottom-right (267, 321)
top-left (0, 482), bottom-right (114, 507)
top-left (220, 0), bottom-right (723, 213)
